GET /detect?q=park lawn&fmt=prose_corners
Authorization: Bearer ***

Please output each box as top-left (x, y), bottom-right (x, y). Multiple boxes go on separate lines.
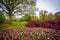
top-left (0, 22), bottom-right (27, 30)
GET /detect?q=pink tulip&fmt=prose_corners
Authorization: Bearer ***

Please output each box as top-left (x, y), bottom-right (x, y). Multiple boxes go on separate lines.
top-left (4, 37), bottom-right (6, 40)
top-left (47, 37), bottom-right (50, 40)
top-left (30, 32), bottom-right (33, 36)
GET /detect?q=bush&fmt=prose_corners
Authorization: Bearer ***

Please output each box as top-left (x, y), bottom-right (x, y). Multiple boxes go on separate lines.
top-left (0, 12), bottom-right (6, 23)
top-left (26, 20), bottom-right (60, 30)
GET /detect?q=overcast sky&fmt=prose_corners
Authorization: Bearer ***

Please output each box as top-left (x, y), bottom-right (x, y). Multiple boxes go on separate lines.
top-left (36, 0), bottom-right (60, 13)
top-left (0, 0), bottom-right (60, 18)
top-left (17, 0), bottom-right (60, 18)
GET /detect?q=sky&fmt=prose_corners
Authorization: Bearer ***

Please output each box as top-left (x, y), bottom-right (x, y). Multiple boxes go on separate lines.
top-left (0, 0), bottom-right (60, 18)
top-left (17, 0), bottom-right (60, 18)
top-left (36, 0), bottom-right (60, 13)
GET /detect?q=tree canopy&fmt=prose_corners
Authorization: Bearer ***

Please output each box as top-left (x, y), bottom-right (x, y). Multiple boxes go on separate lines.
top-left (0, 0), bottom-right (36, 23)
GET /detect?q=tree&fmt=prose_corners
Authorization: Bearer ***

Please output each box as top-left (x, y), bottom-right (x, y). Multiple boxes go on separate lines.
top-left (39, 10), bottom-right (48, 21)
top-left (47, 13), bottom-right (54, 20)
top-left (0, 11), bottom-right (6, 23)
top-left (31, 16), bottom-right (38, 21)
top-left (55, 11), bottom-right (60, 20)
top-left (0, 0), bottom-right (36, 23)
top-left (19, 7), bottom-right (36, 21)
top-left (19, 13), bottom-right (31, 21)
top-left (11, 15), bottom-right (16, 21)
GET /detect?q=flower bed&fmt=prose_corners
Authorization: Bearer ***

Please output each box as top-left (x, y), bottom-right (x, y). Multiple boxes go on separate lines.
top-left (26, 20), bottom-right (60, 30)
top-left (0, 27), bottom-right (60, 40)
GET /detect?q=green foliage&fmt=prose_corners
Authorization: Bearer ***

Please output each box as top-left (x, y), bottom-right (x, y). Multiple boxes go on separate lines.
top-left (0, 0), bottom-right (36, 23)
top-left (47, 13), bottom-right (55, 20)
top-left (0, 22), bottom-right (27, 30)
top-left (31, 16), bottom-right (39, 20)
top-left (55, 12), bottom-right (60, 20)
top-left (11, 15), bottom-right (16, 21)
top-left (39, 11), bottom-right (60, 21)
top-left (0, 11), bottom-right (6, 23)
top-left (20, 14), bottom-right (31, 21)
top-left (39, 11), bottom-right (48, 21)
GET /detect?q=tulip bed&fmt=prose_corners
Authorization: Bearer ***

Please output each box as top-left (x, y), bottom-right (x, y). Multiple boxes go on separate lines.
top-left (0, 27), bottom-right (60, 40)
top-left (26, 20), bottom-right (60, 30)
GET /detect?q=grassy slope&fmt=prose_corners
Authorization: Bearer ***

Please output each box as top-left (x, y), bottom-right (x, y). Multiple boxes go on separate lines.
top-left (0, 22), bottom-right (27, 30)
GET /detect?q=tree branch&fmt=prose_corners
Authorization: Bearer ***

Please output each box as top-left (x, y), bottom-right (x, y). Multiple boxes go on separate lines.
top-left (0, 6), bottom-right (8, 13)
top-left (1, 0), bottom-right (10, 11)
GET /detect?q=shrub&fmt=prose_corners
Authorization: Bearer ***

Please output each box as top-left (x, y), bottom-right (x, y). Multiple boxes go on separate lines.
top-left (0, 12), bottom-right (6, 23)
top-left (26, 20), bottom-right (60, 30)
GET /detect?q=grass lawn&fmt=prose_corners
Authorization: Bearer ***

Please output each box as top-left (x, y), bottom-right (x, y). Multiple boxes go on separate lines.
top-left (0, 22), bottom-right (27, 30)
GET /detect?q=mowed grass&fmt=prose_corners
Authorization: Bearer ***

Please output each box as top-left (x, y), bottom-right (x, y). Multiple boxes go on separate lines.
top-left (0, 22), bottom-right (27, 30)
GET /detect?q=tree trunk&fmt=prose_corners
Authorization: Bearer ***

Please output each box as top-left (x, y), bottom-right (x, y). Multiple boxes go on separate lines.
top-left (9, 15), bottom-right (12, 24)
top-left (8, 12), bottom-right (12, 24)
